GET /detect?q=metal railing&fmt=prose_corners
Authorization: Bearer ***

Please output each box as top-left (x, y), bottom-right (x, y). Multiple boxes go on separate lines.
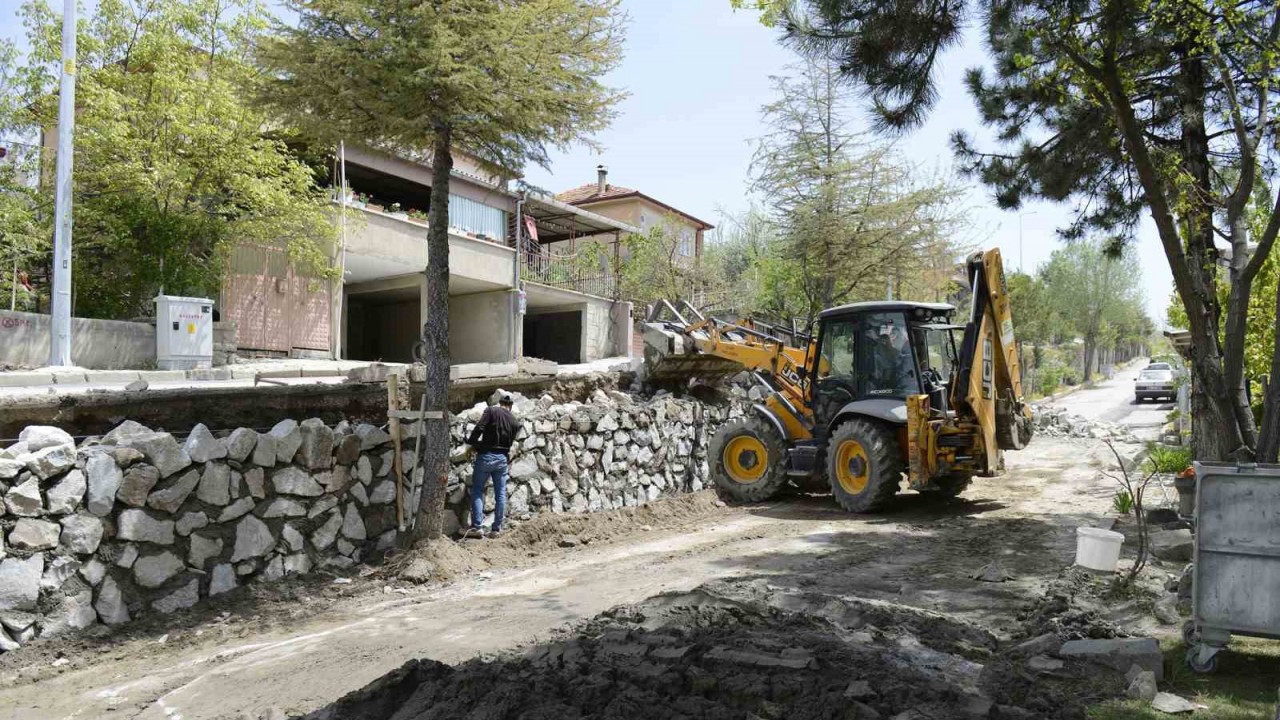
top-left (522, 247), bottom-right (616, 299)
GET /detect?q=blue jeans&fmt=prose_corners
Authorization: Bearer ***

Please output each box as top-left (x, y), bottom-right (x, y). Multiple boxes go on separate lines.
top-left (471, 452), bottom-right (509, 531)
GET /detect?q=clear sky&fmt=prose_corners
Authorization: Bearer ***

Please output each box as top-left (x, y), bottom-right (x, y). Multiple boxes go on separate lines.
top-left (1, 0), bottom-right (1173, 324)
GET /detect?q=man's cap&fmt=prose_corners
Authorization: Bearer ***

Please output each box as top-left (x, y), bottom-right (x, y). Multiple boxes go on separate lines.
top-left (498, 392), bottom-right (514, 405)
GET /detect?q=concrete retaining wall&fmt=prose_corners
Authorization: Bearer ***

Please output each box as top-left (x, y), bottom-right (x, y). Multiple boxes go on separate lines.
top-left (0, 391), bottom-right (739, 650)
top-left (0, 311), bottom-right (155, 369)
top-left (0, 311), bottom-right (239, 369)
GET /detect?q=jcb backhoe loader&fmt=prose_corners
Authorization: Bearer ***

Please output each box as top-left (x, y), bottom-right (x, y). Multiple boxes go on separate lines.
top-left (643, 248), bottom-right (1034, 512)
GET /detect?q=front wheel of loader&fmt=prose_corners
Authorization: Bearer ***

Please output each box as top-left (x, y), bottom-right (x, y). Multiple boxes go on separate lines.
top-left (709, 417), bottom-right (789, 502)
top-left (827, 419), bottom-right (902, 513)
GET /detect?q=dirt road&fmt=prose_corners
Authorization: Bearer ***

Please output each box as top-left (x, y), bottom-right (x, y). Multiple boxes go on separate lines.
top-left (1059, 363), bottom-right (1173, 442)
top-left (0, 382), bottom-right (1154, 720)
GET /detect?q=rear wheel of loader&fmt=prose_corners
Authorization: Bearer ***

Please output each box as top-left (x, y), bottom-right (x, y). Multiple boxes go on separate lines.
top-left (827, 419), bottom-right (902, 513)
top-left (709, 417), bottom-right (789, 502)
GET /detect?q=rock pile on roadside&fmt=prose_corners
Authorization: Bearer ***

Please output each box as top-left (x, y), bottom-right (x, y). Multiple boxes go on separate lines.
top-left (1032, 406), bottom-right (1140, 443)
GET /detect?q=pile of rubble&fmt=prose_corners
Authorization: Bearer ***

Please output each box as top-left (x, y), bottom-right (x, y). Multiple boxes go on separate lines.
top-left (442, 389), bottom-right (741, 534)
top-left (304, 579), bottom-right (1132, 720)
top-left (1031, 406), bottom-right (1140, 443)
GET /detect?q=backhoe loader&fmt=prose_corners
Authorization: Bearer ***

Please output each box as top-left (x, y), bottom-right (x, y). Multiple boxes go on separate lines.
top-left (642, 248), bottom-right (1033, 512)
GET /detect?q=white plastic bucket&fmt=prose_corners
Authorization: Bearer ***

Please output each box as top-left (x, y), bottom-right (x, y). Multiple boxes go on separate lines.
top-left (1075, 527), bottom-right (1124, 572)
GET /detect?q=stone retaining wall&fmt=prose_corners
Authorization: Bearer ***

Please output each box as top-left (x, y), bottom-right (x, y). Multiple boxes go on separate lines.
top-left (0, 390), bottom-right (738, 651)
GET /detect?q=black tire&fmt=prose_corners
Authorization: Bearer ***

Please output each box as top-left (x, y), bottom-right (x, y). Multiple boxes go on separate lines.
top-left (1186, 647), bottom-right (1219, 674)
top-left (708, 416), bottom-right (789, 502)
top-left (826, 418), bottom-right (902, 513)
top-left (931, 472), bottom-right (973, 499)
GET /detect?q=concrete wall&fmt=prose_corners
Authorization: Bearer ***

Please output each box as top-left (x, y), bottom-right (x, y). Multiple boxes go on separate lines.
top-left (449, 291), bottom-right (515, 364)
top-left (343, 210), bottom-right (515, 290)
top-left (0, 311), bottom-right (154, 370)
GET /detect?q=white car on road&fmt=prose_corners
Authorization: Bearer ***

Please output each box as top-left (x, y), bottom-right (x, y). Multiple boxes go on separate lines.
top-left (1135, 362), bottom-right (1176, 403)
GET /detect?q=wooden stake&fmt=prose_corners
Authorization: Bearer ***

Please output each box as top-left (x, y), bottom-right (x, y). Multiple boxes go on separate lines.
top-left (388, 373), bottom-right (405, 530)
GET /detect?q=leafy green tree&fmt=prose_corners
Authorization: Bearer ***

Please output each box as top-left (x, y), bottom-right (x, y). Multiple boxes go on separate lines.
top-left (1041, 240), bottom-right (1145, 382)
top-left (768, 0), bottom-right (1280, 461)
top-left (0, 0), bottom-right (336, 320)
top-left (259, 0), bottom-right (626, 539)
top-left (750, 58), bottom-right (968, 330)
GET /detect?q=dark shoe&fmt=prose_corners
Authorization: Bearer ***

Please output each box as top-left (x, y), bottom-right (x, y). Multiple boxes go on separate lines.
top-left (488, 528), bottom-right (503, 539)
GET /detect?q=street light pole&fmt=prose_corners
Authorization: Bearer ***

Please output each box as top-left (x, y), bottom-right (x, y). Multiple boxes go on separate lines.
top-left (1018, 211), bottom-right (1038, 273)
top-left (49, 0), bottom-right (77, 367)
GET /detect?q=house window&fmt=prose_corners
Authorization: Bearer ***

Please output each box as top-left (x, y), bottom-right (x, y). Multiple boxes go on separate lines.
top-left (448, 194), bottom-right (507, 240)
top-left (677, 230), bottom-right (694, 257)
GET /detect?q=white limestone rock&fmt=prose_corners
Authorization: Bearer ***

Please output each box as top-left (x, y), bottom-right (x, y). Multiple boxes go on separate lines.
top-left (116, 509), bottom-right (175, 545)
top-left (133, 551), bottom-right (184, 588)
top-left (59, 513), bottom-right (104, 555)
top-left (46, 469), bottom-right (86, 514)
top-left (10, 519), bottom-right (60, 551)
top-left (85, 452), bottom-right (123, 516)
top-left (182, 424), bottom-right (227, 464)
top-left (230, 515), bottom-right (275, 562)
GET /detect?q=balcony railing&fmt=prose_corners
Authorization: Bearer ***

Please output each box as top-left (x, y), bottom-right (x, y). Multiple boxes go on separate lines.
top-left (522, 245), bottom-right (616, 299)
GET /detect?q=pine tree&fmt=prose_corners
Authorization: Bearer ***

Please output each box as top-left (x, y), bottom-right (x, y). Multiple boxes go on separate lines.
top-left (258, 0), bottom-right (626, 538)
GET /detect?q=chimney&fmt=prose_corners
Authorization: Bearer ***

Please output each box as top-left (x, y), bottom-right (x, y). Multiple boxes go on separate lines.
top-left (596, 165), bottom-right (608, 195)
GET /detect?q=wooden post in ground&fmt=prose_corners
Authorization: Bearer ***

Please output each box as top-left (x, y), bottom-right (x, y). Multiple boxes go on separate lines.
top-left (388, 373), bottom-right (404, 530)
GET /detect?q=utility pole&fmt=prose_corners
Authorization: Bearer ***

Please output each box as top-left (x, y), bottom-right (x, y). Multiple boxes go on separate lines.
top-left (49, 0), bottom-right (77, 367)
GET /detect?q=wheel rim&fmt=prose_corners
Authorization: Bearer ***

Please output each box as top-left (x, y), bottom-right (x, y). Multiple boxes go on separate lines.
top-left (724, 435), bottom-right (767, 484)
top-left (835, 439), bottom-right (870, 495)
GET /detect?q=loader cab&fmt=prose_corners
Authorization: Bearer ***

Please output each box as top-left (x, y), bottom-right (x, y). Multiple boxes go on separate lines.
top-left (809, 302), bottom-right (958, 432)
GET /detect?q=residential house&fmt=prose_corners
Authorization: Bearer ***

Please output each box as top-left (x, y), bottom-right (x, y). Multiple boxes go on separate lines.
top-left (555, 166), bottom-right (714, 264)
top-left (220, 147), bottom-right (638, 366)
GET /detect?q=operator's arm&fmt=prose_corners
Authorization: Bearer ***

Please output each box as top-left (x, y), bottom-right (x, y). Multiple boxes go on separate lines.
top-left (467, 407), bottom-right (492, 447)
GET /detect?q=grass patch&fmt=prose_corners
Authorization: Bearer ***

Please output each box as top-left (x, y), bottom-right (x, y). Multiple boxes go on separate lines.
top-left (1087, 637), bottom-right (1280, 719)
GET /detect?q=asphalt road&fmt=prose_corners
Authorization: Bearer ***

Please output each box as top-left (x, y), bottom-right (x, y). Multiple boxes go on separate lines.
top-left (1050, 361), bottom-right (1172, 442)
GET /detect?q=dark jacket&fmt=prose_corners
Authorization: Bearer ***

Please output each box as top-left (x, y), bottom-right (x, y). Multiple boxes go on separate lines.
top-left (466, 405), bottom-right (517, 457)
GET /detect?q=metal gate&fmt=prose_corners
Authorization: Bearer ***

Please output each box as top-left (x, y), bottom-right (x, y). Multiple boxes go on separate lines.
top-left (223, 244), bottom-right (331, 353)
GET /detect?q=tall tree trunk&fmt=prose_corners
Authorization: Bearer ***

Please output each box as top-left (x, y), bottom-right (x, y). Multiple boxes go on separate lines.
top-left (1258, 283), bottom-right (1280, 462)
top-left (416, 127), bottom-right (454, 540)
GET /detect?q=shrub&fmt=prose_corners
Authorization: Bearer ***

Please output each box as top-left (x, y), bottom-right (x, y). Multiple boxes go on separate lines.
top-left (1147, 444), bottom-right (1193, 474)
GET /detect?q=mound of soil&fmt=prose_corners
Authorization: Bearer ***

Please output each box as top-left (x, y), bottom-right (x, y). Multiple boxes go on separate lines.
top-left (301, 579), bottom-right (1121, 720)
top-left (391, 491), bottom-right (728, 583)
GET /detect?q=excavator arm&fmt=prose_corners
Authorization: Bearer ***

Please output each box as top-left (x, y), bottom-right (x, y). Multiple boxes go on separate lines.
top-left (951, 248), bottom-right (1034, 472)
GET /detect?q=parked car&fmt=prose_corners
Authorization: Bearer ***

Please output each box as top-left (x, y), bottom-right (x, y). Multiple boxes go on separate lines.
top-left (1136, 362), bottom-right (1176, 402)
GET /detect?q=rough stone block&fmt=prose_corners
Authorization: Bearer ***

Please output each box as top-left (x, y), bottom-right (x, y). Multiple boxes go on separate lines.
top-left (1149, 529), bottom-right (1194, 562)
top-left (230, 515), bottom-right (275, 562)
top-left (298, 419), bottom-right (335, 470)
top-left (117, 464), bottom-right (162, 507)
top-left (1059, 638), bottom-right (1164, 681)
top-left (46, 469), bottom-right (87, 514)
top-left (24, 444), bottom-right (77, 480)
top-left (152, 579), bottom-right (199, 614)
top-left (188, 534), bottom-right (223, 568)
top-left (19, 426), bottom-right (74, 452)
top-left (116, 509), bottom-right (176, 545)
top-left (10, 518), bottom-right (60, 551)
top-left (4, 477), bottom-right (43, 516)
top-left (85, 452), bottom-right (123, 516)
top-left (118, 432), bottom-right (191, 478)
top-left (225, 428), bottom-right (258, 463)
top-left (271, 467), bottom-right (324, 497)
top-left (95, 575), bottom-right (129, 625)
top-left (252, 432), bottom-right (278, 468)
top-left (146, 469), bottom-right (200, 513)
top-left (60, 514), bottom-right (104, 555)
top-left (269, 420), bottom-right (303, 464)
top-left (0, 555), bottom-right (43, 612)
top-left (217, 497), bottom-right (255, 522)
top-left (134, 551), bottom-right (184, 588)
top-left (183, 424), bottom-right (227, 464)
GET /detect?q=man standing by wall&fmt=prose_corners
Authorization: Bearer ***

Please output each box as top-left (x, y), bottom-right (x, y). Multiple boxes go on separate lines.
top-left (462, 393), bottom-right (517, 539)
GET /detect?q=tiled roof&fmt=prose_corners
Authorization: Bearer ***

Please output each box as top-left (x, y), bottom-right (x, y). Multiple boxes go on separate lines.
top-left (555, 182), bottom-right (714, 230)
top-left (555, 182), bottom-right (639, 204)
